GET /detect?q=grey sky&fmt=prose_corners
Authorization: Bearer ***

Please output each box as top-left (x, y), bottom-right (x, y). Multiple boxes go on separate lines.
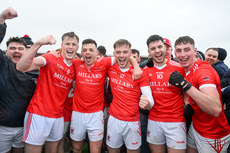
top-left (1, 0), bottom-right (230, 66)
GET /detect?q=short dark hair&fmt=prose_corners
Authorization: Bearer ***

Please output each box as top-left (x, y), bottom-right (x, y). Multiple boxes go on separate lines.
top-left (146, 35), bottom-right (164, 47)
top-left (131, 49), bottom-right (140, 57)
top-left (97, 45), bottom-right (106, 56)
top-left (82, 38), bottom-right (97, 47)
top-left (205, 47), bottom-right (218, 53)
top-left (113, 39), bottom-right (131, 49)
top-left (174, 36), bottom-right (195, 47)
top-left (62, 32), bottom-right (79, 43)
top-left (6, 37), bottom-right (27, 48)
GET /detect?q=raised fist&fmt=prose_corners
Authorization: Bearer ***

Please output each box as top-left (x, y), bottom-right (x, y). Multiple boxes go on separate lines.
top-left (0, 7), bottom-right (18, 24)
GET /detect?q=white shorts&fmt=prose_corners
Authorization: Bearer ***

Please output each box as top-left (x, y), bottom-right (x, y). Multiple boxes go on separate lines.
top-left (188, 123), bottom-right (230, 153)
top-left (23, 112), bottom-right (64, 145)
top-left (147, 120), bottom-right (187, 149)
top-left (70, 111), bottom-right (104, 142)
top-left (106, 115), bottom-right (141, 150)
top-left (0, 126), bottom-right (24, 153)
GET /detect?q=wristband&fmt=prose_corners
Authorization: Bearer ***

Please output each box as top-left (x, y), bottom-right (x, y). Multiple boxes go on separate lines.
top-left (183, 82), bottom-right (192, 92)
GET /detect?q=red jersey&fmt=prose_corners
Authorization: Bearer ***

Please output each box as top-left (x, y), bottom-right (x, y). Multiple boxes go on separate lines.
top-left (144, 58), bottom-right (185, 122)
top-left (72, 57), bottom-right (112, 113)
top-left (27, 53), bottom-right (75, 118)
top-left (185, 60), bottom-right (230, 139)
top-left (108, 64), bottom-right (150, 121)
top-left (63, 88), bottom-right (74, 122)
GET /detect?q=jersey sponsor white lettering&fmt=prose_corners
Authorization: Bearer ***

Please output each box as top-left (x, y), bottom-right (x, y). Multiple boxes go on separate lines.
top-left (53, 72), bottom-right (73, 83)
top-left (110, 78), bottom-right (134, 89)
top-left (77, 72), bottom-right (102, 79)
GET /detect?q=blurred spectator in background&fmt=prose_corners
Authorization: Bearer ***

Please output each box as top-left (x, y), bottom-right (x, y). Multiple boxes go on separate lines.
top-left (213, 47), bottom-right (228, 80)
top-left (131, 48), bottom-right (140, 64)
top-left (97, 45), bottom-right (106, 58)
top-left (21, 34), bottom-right (34, 48)
top-left (196, 50), bottom-right (205, 61)
top-left (205, 47), bottom-right (218, 66)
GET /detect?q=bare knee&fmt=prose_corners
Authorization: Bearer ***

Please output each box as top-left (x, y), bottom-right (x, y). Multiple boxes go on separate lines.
top-left (72, 140), bottom-right (84, 153)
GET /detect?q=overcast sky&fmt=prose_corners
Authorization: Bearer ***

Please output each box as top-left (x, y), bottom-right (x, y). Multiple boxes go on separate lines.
top-left (1, 0), bottom-right (230, 66)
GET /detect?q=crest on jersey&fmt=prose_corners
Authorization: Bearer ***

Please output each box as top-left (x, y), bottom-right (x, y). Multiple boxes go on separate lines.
top-left (120, 74), bottom-right (125, 78)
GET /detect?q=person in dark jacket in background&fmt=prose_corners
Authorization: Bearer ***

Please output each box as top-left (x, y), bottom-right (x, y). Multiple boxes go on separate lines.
top-left (0, 7), bottom-right (38, 153)
top-left (213, 47), bottom-right (228, 80)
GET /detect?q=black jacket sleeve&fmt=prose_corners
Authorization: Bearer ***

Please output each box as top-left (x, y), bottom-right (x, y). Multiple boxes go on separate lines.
top-left (221, 69), bottom-right (230, 88)
top-left (0, 23), bottom-right (7, 44)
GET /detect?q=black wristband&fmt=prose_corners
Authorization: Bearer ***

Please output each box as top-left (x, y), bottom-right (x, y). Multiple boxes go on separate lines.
top-left (183, 82), bottom-right (192, 92)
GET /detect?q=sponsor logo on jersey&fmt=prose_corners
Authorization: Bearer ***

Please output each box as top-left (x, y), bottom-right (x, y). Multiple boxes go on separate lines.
top-left (110, 78), bottom-right (134, 88)
top-left (150, 81), bottom-right (172, 87)
top-left (111, 71), bottom-right (117, 74)
top-left (53, 72), bottom-right (73, 83)
top-left (78, 72), bottom-right (102, 79)
top-left (57, 64), bottom-right (64, 70)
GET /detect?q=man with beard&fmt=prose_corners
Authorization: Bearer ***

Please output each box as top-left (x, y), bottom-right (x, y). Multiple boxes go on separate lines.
top-left (144, 35), bottom-right (186, 153)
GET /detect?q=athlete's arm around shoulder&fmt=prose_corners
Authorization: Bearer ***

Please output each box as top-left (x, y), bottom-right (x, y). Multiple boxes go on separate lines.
top-left (185, 72), bottom-right (222, 117)
top-left (16, 35), bottom-right (56, 72)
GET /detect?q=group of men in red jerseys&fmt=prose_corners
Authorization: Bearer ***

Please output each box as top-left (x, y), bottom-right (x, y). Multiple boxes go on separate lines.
top-left (1, 7), bottom-right (230, 153)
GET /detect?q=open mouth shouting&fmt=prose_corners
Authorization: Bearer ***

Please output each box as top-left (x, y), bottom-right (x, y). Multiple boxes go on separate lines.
top-left (12, 53), bottom-right (22, 63)
top-left (85, 55), bottom-right (92, 65)
top-left (66, 50), bottom-right (74, 58)
top-left (118, 58), bottom-right (127, 68)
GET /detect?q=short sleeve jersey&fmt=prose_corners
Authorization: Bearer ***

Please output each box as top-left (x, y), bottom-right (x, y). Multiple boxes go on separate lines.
top-left (185, 60), bottom-right (230, 139)
top-left (108, 64), bottom-right (150, 121)
top-left (144, 58), bottom-right (185, 122)
top-left (72, 57), bottom-right (112, 113)
top-left (27, 53), bottom-right (75, 118)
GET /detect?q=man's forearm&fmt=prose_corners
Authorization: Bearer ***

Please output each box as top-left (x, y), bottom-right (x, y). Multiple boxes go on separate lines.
top-left (16, 42), bottom-right (42, 72)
